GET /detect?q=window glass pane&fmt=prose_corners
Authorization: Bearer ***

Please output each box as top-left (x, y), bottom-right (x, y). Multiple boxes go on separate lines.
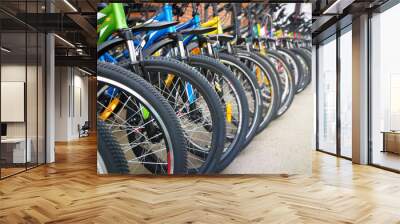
top-left (27, 31), bottom-right (38, 168)
top-left (371, 3), bottom-right (400, 171)
top-left (318, 37), bottom-right (337, 154)
top-left (340, 29), bottom-right (352, 158)
top-left (0, 4), bottom-right (27, 177)
top-left (38, 32), bottom-right (45, 165)
top-left (1, 0), bottom-right (46, 178)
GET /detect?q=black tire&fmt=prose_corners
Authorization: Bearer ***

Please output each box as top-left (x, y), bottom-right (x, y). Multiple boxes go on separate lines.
top-left (218, 52), bottom-right (263, 150)
top-left (291, 48), bottom-right (312, 89)
top-left (97, 119), bottom-right (129, 174)
top-left (235, 50), bottom-right (281, 134)
top-left (187, 54), bottom-right (249, 172)
top-left (123, 57), bottom-right (226, 174)
top-left (265, 50), bottom-right (296, 117)
top-left (97, 62), bottom-right (188, 174)
top-left (277, 47), bottom-right (305, 93)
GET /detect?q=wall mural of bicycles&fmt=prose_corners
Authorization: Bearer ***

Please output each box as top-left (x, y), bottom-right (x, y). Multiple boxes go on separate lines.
top-left (96, 2), bottom-right (312, 175)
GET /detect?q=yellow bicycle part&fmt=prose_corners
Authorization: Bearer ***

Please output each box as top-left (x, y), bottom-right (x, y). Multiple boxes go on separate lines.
top-left (226, 102), bottom-right (232, 123)
top-left (255, 67), bottom-right (271, 87)
top-left (152, 49), bottom-right (162, 57)
top-left (257, 23), bottom-right (262, 36)
top-left (164, 74), bottom-right (175, 88)
top-left (255, 67), bottom-right (263, 86)
top-left (201, 16), bottom-right (224, 35)
top-left (214, 81), bottom-right (222, 93)
top-left (263, 76), bottom-right (270, 86)
top-left (275, 29), bottom-right (283, 38)
top-left (191, 47), bottom-right (201, 55)
top-left (99, 97), bottom-right (120, 121)
top-left (259, 43), bottom-right (267, 56)
top-left (153, 52), bottom-right (176, 90)
top-left (251, 23), bottom-right (266, 55)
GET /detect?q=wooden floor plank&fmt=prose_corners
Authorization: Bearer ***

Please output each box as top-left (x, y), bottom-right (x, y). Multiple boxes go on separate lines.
top-left (0, 135), bottom-right (399, 223)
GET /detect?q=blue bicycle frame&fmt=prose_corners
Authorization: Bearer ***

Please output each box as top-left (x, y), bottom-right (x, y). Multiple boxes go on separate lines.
top-left (144, 5), bottom-right (202, 49)
top-left (175, 14), bottom-right (201, 46)
top-left (100, 4), bottom-right (197, 104)
top-left (140, 4), bottom-right (197, 104)
top-left (143, 4), bottom-right (175, 49)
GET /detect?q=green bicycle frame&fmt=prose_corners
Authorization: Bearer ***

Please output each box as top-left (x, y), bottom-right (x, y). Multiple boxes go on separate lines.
top-left (97, 3), bottom-right (151, 120)
top-left (97, 3), bottom-right (128, 45)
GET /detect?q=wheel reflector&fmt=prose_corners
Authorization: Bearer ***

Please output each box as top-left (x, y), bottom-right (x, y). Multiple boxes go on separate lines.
top-left (99, 97), bottom-right (120, 121)
top-left (226, 102), bottom-right (232, 123)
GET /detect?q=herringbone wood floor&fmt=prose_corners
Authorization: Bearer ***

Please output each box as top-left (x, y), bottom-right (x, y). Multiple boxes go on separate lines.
top-left (1, 135), bottom-right (400, 224)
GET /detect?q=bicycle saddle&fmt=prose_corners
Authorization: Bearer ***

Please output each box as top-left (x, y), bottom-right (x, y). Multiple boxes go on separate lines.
top-left (130, 21), bottom-right (179, 33)
top-left (180, 27), bottom-right (216, 36)
top-left (207, 34), bottom-right (235, 42)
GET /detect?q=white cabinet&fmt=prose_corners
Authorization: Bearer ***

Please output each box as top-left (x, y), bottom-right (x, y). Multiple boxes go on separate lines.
top-left (1, 138), bottom-right (32, 163)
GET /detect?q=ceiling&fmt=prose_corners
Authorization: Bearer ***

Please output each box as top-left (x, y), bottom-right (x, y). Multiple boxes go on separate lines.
top-left (0, 0), bottom-right (96, 72)
top-left (311, 0), bottom-right (391, 43)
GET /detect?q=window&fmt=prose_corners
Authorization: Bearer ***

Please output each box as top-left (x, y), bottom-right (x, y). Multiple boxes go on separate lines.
top-left (339, 28), bottom-right (352, 158)
top-left (371, 3), bottom-right (400, 171)
top-left (317, 36), bottom-right (337, 154)
top-left (0, 0), bottom-right (46, 179)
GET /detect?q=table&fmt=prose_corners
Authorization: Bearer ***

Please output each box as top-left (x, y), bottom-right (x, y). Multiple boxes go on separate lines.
top-left (1, 138), bottom-right (31, 163)
top-left (381, 131), bottom-right (400, 154)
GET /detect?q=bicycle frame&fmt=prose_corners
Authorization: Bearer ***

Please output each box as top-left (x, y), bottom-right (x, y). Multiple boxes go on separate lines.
top-left (143, 4), bottom-right (175, 49)
top-left (97, 3), bottom-right (128, 45)
top-left (98, 3), bottom-right (197, 106)
top-left (196, 9), bottom-right (237, 56)
top-left (255, 22), bottom-right (267, 55)
top-left (201, 16), bottom-right (224, 35)
top-left (97, 3), bottom-right (153, 120)
top-left (175, 14), bottom-right (201, 46)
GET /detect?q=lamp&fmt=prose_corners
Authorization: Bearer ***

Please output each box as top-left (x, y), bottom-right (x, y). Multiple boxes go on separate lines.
top-left (1, 47), bottom-right (11, 53)
top-left (63, 0), bottom-right (78, 12)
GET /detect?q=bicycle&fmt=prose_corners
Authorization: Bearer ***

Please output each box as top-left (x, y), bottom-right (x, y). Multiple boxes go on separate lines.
top-left (97, 61), bottom-right (188, 175)
top-left (136, 3), bottom-right (261, 171)
top-left (98, 3), bottom-right (226, 174)
top-left (207, 3), bottom-right (282, 134)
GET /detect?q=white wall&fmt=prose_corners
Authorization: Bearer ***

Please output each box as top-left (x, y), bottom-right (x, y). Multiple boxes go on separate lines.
top-left (54, 66), bottom-right (89, 141)
top-left (1, 65), bottom-right (34, 138)
top-left (55, 66), bottom-right (69, 141)
top-left (72, 72), bottom-right (89, 138)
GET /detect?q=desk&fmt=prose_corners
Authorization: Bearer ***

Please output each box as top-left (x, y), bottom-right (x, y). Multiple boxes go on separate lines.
top-left (1, 138), bottom-right (31, 163)
top-left (382, 131), bottom-right (400, 154)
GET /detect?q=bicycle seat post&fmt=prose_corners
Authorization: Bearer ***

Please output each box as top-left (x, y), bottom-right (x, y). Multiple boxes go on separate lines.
top-left (225, 41), bottom-right (233, 54)
top-left (206, 41), bottom-right (214, 56)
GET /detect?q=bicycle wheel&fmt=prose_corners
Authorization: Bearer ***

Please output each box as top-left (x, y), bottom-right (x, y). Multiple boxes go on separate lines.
top-left (235, 49), bottom-right (281, 134)
top-left (97, 61), bottom-right (187, 175)
top-left (277, 47), bottom-right (305, 93)
top-left (187, 54), bottom-right (249, 171)
top-left (291, 48), bottom-right (312, 89)
top-left (218, 52), bottom-right (263, 149)
top-left (121, 57), bottom-right (226, 174)
top-left (265, 50), bottom-right (296, 117)
top-left (97, 118), bottom-right (129, 174)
